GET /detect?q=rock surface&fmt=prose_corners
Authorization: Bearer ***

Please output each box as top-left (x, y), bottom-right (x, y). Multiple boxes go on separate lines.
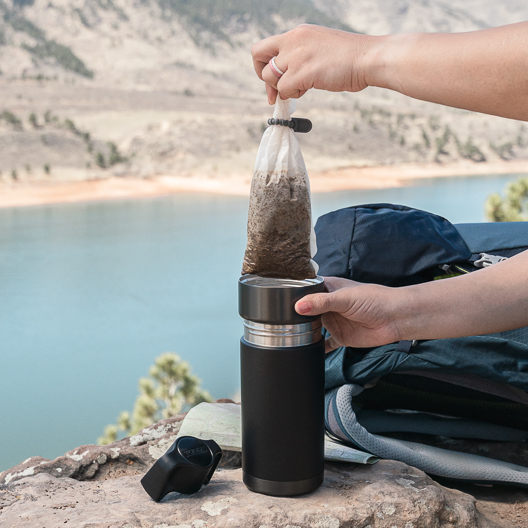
top-left (1, 461), bottom-right (479, 528)
top-left (1, 406), bottom-right (528, 528)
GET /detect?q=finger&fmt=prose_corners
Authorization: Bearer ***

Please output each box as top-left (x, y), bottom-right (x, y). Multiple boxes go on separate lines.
top-left (279, 89), bottom-right (306, 100)
top-left (279, 89), bottom-right (308, 100)
top-left (261, 57), bottom-right (288, 103)
top-left (325, 334), bottom-right (342, 354)
top-left (277, 72), bottom-right (302, 100)
top-left (295, 291), bottom-right (348, 316)
top-left (261, 63), bottom-right (279, 90)
top-left (251, 35), bottom-right (282, 80)
top-left (277, 70), bottom-right (310, 100)
top-left (266, 83), bottom-right (278, 105)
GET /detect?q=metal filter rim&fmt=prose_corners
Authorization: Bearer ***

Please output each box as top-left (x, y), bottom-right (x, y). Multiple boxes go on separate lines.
top-left (239, 275), bottom-right (324, 289)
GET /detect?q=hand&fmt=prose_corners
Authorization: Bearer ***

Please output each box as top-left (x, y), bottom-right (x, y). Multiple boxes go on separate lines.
top-left (295, 277), bottom-right (403, 353)
top-left (251, 24), bottom-right (370, 104)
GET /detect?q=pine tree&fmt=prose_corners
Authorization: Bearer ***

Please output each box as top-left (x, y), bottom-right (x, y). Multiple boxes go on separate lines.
top-left (98, 353), bottom-right (211, 445)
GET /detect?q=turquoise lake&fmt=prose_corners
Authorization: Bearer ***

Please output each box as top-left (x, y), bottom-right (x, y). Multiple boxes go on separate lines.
top-left (0, 172), bottom-right (524, 471)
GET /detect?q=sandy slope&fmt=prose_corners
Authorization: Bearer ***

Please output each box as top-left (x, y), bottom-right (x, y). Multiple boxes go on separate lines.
top-left (0, 159), bottom-right (526, 209)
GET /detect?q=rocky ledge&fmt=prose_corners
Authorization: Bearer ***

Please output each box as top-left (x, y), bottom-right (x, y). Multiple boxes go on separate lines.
top-left (1, 402), bottom-right (528, 528)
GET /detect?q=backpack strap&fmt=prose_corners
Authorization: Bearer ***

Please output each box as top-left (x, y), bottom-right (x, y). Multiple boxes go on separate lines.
top-left (326, 384), bottom-right (528, 488)
top-left (354, 408), bottom-right (528, 441)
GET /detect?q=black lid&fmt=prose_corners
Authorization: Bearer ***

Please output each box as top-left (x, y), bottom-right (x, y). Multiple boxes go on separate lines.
top-left (141, 436), bottom-right (222, 501)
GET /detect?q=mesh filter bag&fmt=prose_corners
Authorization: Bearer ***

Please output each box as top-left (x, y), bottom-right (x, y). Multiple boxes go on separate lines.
top-left (242, 98), bottom-right (318, 280)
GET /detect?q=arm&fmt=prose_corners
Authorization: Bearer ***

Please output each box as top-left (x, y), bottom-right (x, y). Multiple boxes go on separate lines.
top-left (368, 23), bottom-right (528, 120)
top-left (252, 23), bottom-right (528, 120)
top-left (295, 250), bottom-right (528, 352)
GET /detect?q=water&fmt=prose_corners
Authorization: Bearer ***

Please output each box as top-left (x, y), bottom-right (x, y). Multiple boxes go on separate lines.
top-left (0, 172), bottom-right (522, 471)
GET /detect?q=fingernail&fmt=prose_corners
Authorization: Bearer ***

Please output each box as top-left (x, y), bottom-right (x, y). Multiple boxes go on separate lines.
top-left (296, 301), bottom-right (311, 314)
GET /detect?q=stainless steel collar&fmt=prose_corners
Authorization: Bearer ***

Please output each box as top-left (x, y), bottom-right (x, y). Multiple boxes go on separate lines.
top-left (243, 319), bottom-right (322, 348)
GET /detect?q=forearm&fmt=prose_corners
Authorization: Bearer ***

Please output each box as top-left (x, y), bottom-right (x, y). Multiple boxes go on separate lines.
top-left (397, 250), bottom-right (528, 340)
top-left (364, 23), bottom-right (528, 120)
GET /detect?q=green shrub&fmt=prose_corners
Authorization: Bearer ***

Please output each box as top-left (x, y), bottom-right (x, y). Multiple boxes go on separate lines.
top-left (96, 0), bottom-right (129, 21)
top-left (64, 118), bottom-right (79, 134)
top-left (108, 142), bottom-right (127, 165)
top-left (435, 125), bottom-right (454, 161)
top-left (28, 112), bottom-right (38, 128)
top-left (490, 141), bottom-right (515, 160)
top-left (95, 152), bottom-right (106, 168)
top-left (12, 1), bottom-right (36, 8)
top-left (428, 115), bottom-right (441, 131)
top-left (73, 7), bottom-right (92, 28)
top-left (44, 110), bottom-right (58, 124)
top-left (457, 136), bottom-right (486, 162)
top-left (1, 110), bottom-right (22, 128)
top-left (421, 127), bottom-right (431, 149)
top-left (6, 14), bottom-right (45, 41)
top-left (98, 353), bottom-right (211, 444)
top-left (485, 176), bottom-right (528, 222)
top-left (22, 41), bottom-right (94, 78)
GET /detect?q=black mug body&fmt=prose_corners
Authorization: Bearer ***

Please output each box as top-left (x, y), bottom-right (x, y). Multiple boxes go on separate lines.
top-left (239, 275), bottom-right (326, 497)
top-left (240, 338), bottom-right (325, 496)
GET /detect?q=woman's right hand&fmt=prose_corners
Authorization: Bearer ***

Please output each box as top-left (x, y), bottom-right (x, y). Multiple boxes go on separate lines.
top-left (251, 24), bottom-right (371, 104)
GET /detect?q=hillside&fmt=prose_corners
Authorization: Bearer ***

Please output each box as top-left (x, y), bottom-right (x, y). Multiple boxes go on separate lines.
top-left (0, 0), bottom-right (527, 186)
top-left (314, 0), bottom-right (528, 35)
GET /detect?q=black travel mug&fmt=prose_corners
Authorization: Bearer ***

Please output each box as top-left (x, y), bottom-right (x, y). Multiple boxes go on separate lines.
top-left (239, 275), bottom-right (325, 496)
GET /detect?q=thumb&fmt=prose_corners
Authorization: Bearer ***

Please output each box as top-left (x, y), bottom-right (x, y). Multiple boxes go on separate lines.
top-left (266, 83), bottom-right (278, 105)
top-left (295, 292), bottom-right (346, 316)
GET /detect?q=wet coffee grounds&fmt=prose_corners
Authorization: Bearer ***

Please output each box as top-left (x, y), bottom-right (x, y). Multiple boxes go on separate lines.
top-left (242, 169), bottom-right (316, 280)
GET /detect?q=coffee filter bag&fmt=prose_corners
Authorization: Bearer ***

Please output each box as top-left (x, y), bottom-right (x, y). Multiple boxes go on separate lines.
top-left (242, 98), bottom-right (318, 280)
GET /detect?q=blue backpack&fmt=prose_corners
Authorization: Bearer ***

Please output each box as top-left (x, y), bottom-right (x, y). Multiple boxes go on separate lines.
top-left (315, 204), bottom-right (528, 488)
